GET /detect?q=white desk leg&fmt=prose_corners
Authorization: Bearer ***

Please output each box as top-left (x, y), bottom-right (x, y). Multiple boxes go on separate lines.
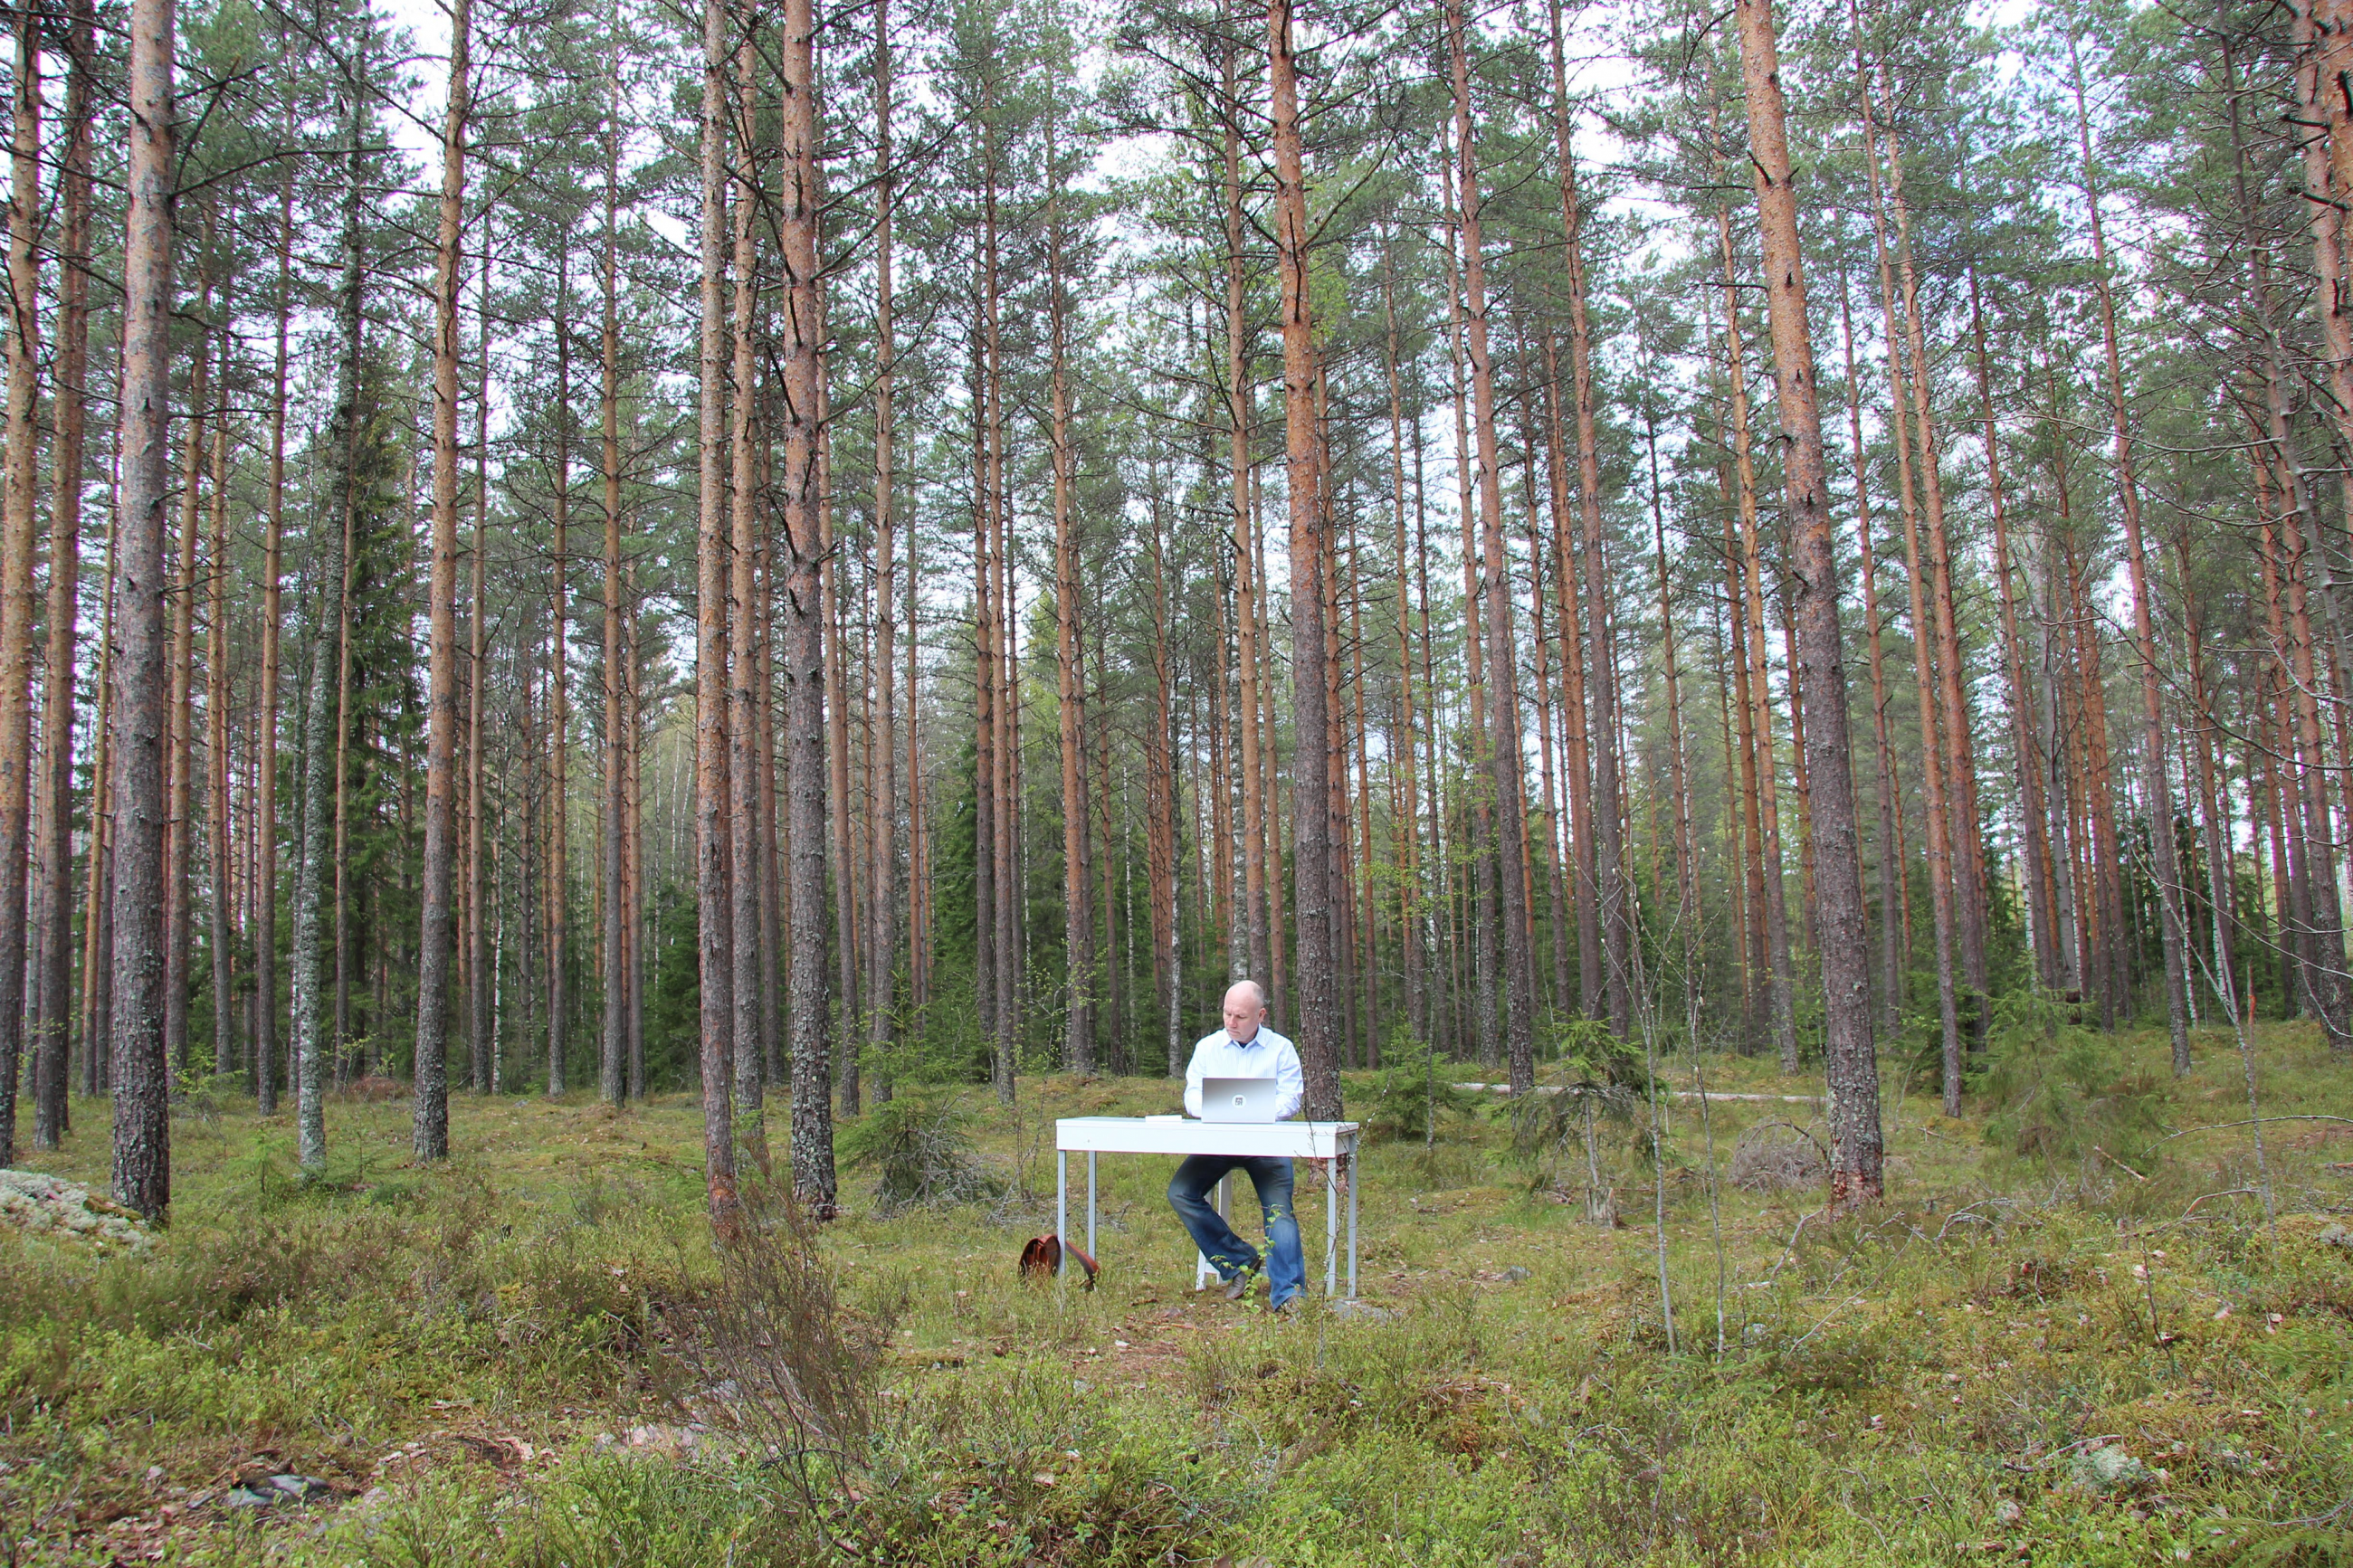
top-left (1087, 1151), bottom-right (1097, 1260)
top-left (1056, 1150), bottom-right (1068, 1282)
top-left (1325, 1156), bottom-right (1338, 1297)
top-left (1347, 1136), bottom-right (1359, 1299)
top-left (1194, 1174), bottom-right (1225, 1292)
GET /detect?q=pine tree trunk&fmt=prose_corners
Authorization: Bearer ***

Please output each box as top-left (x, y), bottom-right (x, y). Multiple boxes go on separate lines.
top-left (31, 3), bottom-right (92, 1147)
top-left (1881, 114), bottom-right (1986, 1037)
top-left (0, 12), bottom-right (38, 1166)
top-left (1717, 212), bottom-right (1796, 1069)
top-left (81, 486), bottom-right (115, 1101)
top-left (1146, 470), bottom-right (1177, 1073)
top-left (109, 0), bottom-right (176, 1213)
top-left (1440, 140), bottom-right (1499, 1068)
top-left (1383, 262), bottom-right (1428, 1044)
top-left (293, 84), bottom-right (366, 1173)
top-left (1967, 263), bottom-right (2058, 993)
top-left (1051, 119), bottom-right (1092, 1076)
top-left (205, 394), bottom-right (234, 1085)
top-left (725, 47), bottom-right (768, 1160)
top-left (1548, 16), bottom-right (1629, 1041)
top-left (1732, 0), bottom-right (1881, 1204)
top-left (2072, 43), bottom-right (2192, 1066)
top-left (1861, 113), bottom-right (1961, 1104)
top-left (1835, 266), bottom-right (1905, 1031)
top-left (469, 229), bottom-right (493, 1093)
top-left (1447, 0), bottom-right (1538, 1092)
top-left (412, 0), bottom-right (468, 1158)
top-left (1648, 418), bottom-right (1703, 1043)
top-left (819, 337), bottom-right (857, 1113)
top-left (779, 0), bottom-right (836, 1207)
top-left (254, 137), bottom-right (294, 1115)
top-left (865, 0), bottom-right (898, 1102)
top-left (599, 29), bottom-right (626, 1108)
top-left (1269, 0), bottom-right (1337, 1117)
top-left (1221, 26), bottom-right (1272, 999)
top-left (971, 305), bottom-right (1001, 1097)
top-left (548, 251), bottom-right (573, 1097)
top-left (167, 238), bottom-right (209, 1085)
top-left (691, 0), bottom-right (739, 1236)
top-left (1539, 343), bottom-right (1599, 1021)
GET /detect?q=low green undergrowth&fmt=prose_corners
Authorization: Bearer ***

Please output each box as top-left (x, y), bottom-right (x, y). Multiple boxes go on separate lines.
top-left (3, 1019), bottom-right (2348, 1565)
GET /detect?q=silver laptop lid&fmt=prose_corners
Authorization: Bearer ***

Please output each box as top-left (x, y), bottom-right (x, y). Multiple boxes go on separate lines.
top-left (1201, 1076), bottom-right (1279, 1123)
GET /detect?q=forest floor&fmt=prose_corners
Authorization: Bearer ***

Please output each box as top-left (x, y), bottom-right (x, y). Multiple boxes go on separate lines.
top-left (3, 1016), bottom-right (2349, 1566)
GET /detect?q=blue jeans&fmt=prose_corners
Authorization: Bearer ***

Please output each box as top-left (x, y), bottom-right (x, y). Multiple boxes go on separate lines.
top-left (1167, 1155), bottom-right (1305, 1307)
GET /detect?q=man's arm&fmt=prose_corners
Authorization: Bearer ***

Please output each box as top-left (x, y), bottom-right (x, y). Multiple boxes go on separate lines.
top-left (1183, 1036), bottom-right (1211, 1117)
top-left (1274, 1036), bottom-right (1304, 1121)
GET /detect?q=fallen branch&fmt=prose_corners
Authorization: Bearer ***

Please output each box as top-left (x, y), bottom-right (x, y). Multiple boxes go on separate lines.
top-left (1452, 1082), bottom-right (1824, 1106)
top-left (2159, 1116), bottom-right (2353, 1141)
top-left (2093, 1145), bottom-right (2148, 1181)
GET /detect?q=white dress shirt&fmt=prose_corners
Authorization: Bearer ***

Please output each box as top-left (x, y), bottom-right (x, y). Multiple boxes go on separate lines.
top-left (1183, 1025), bottom-right (1304, 1121)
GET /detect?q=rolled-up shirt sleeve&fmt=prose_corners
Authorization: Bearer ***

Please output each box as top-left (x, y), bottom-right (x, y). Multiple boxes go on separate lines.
top-left (1274, 1037), bottom-right (1304, 1121)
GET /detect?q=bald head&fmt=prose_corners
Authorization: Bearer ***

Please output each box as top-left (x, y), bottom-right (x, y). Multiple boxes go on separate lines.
top-left (1221, 982), bottom-right (1269, 1042)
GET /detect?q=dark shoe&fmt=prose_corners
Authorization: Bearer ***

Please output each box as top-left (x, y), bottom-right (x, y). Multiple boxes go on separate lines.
top-left (1269, 1292), bottom-right (1303, 1315)
top-left (1223, 1265), bottom-right (1260, 1302)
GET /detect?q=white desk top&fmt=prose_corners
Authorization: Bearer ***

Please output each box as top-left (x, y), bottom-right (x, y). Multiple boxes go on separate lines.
top-left (1054, 1116), bottom-right (1359, 1158)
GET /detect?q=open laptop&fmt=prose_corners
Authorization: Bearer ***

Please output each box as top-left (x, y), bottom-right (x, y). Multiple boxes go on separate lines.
top-left (1199, 1076), bottom-right (1281, 1124)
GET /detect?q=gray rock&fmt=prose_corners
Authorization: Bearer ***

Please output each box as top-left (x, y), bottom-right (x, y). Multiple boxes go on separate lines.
top-left (1329, 1298), bottom-right (1396, 1323)
top-left (219, 1476), bottom-right (333, 1510)
top-left (1499, 1267), bottom-right (1531, 1283)
top-left (2064, 1446), bottom-right (2149, 1494)
top-left (0, 1168), bottom-right (151, 1252)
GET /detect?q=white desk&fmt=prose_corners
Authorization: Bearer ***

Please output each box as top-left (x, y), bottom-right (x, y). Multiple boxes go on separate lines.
top-left (1053, 1117), bottom-right (1361, 1298)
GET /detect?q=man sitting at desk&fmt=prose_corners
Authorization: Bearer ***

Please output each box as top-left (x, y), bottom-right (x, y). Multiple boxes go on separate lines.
top-left (1167, 981), bottom-right (1306, 1309)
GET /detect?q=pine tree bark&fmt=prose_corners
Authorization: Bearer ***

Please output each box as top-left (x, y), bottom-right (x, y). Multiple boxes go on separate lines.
top-left (32, 1), bottom-right (92, 1148)
top-left (548, 252), bottom-right (573, 1096)
top-left (2072, 43), bottom-right (2191, 1067)
top-left (167, 235), bottom-right (210, 1084)
top-left (1548, 7), bottom-right (1629, 1041)
top-left (412, 0), bottom-right (469, 1159)
top-left (1146, 468), bottom-right (1177, 1073)
top-left (205, 392), bottom-right (233, 1083)
top-left (0, 12), bottom-right (39, 1166)
top-left (255, 130), bottom-right (294, 1115)
top-left (1967, 262), bottom-right (2058, 993)
top-left (1447, 0), bottom-right (1538, 1092)
top-left (1717, 211), bottom-right (1796, 1069)
top-left (691, 0), bottom-right (739, 1236)
top-left (110, 0), bottom-right (177, 1214)
top-left (1383, 261), bottom-right (1428, 1043)
top-left (726, 41), bottom-right (767, 1161)
top-left (81, 489), bottom-right (115, 1101)
top-left (865, 0), bottom-right (898, 1102)
top-left (1051, 110), bottom-right (1092, 1076)
top-left (779, 0), bottom-right (836, 1207)
top-left (1440, 139), bottom-right (1499, 1066)
top-left (599, 29), bottom-right (626, 1108)
top-left (1269, 0), bottom-right (1337, 1117)
top-left (1861, 108), bottom-right (1961, 1105)
top-left (468, 232), bottom-right (493, 1092)
top-left (1538, 342), bottom-right (1598, 1020)
top-left (1732, 0), bottom-right (1881, 1204)
top-left (293, 78), bottom-right (365, 1169)
top-left (1221, 24), bottom-right (1271, 994)
top-left (1881, 112), bottom-right (1986, 1034)
top-left (1835, 264), bottom-right (1904, 1031)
